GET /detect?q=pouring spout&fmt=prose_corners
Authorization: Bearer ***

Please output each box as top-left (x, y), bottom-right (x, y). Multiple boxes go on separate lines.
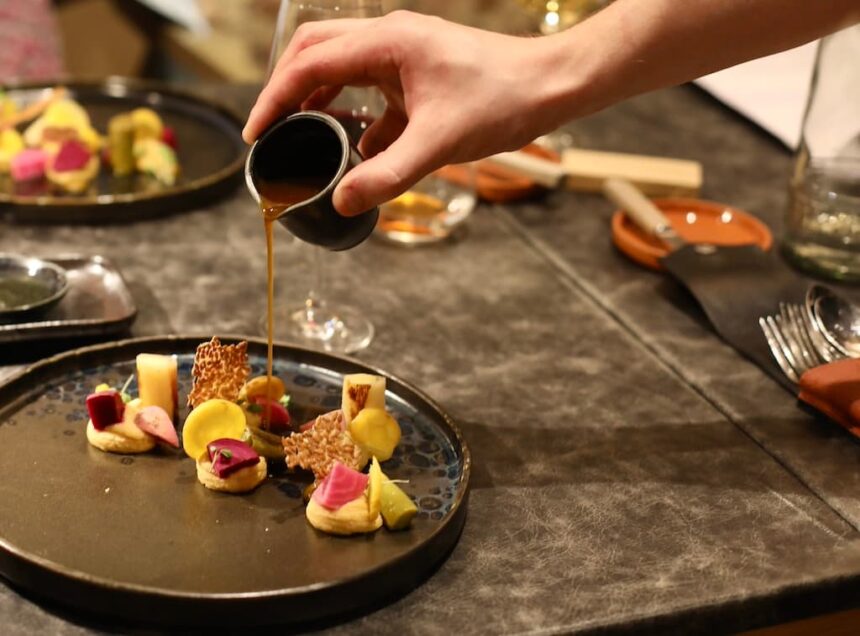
top-left (244, 147), bottom-right (261, 205)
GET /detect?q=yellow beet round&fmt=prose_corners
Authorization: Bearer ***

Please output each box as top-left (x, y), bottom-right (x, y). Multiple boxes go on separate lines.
top-left (182, 399), bottom-right (246, 460)
top-left (130, 107), bottom-right (163, 140)
top-left (348, 408), bottom-right (401, 462)
top-left (244, 375), bottom-right (285, 401)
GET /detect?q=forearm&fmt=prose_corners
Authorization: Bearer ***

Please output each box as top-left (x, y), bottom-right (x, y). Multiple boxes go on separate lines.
top-left (548, 0), bottom-right (860, 120)
top-left (244, 5), bottom-right (860, 214)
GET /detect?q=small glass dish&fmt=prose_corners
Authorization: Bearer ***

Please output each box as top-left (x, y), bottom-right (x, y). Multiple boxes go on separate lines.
top-left (374, 165), bottom-right (477, 246)
top-left (0, 254), bottom-right (69, 320)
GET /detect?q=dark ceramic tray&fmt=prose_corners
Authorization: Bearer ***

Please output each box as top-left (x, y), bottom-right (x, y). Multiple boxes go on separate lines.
top-left (0, 255), bottom-right (136, 344)
top-left (0, 336), bottom-right (470, 628)
top-left (0, 79), bottom-right (246, 224)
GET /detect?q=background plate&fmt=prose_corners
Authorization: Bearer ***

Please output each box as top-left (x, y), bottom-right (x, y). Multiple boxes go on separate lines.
top-left (0, 255), bottom-right (136, 344)
top-left (0, 79), bottom-right (246, 224)
top-left (0, 336), bottom-right (470, 627)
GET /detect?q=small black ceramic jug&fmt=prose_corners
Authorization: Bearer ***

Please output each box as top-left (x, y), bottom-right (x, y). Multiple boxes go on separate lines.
top-left (245, 111), bottom-right (379, 251)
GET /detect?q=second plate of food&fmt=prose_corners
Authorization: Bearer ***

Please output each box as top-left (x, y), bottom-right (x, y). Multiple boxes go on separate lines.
top-left (0, 79), bottom-right (246, 223)
top-left (0, 336), bottom-right (470, 627)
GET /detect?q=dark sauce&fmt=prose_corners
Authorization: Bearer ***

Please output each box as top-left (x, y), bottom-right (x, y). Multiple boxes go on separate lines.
top-left (0, 277), bottom-right (53, 310)
top-left (258, 178), bottom-right (331, 222)
top-left (259, 175), bottom-right (333, 422)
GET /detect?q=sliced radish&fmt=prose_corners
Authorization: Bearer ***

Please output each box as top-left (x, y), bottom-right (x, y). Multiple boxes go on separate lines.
top-left (134, 406), bottom-right (179, 447)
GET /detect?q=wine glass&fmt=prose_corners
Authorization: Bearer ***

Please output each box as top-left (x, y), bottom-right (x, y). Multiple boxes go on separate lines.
top-left (262, 0), bottom-right (384, 354)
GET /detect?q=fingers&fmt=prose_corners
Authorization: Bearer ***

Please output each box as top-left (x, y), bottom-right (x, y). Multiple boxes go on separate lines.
top-left (269, 18), bottom-right (375, 87)
top-left (333, 119), bottom-right (444, 216)
top-left (357, 107), bottom-right (407, 158)
top-left (244, 21), bottom-right (384, 142)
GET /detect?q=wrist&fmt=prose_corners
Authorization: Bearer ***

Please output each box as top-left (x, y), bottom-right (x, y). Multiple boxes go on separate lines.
top-left (529, 27), bottom-right (604, 131)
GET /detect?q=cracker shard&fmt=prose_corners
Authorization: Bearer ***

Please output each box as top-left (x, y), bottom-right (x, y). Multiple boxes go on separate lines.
top-left (188, 337), bottom-right (249, 408)
top-left (282, 410), bottom-right (363, 481)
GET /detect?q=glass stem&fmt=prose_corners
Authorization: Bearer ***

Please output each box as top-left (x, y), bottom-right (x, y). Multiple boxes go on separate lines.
top-left (306, 246), bottom-right (327, 313)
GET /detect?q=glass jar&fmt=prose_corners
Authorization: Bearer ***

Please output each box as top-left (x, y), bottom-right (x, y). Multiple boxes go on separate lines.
top-left (783, 25), bottom-right (860, 281)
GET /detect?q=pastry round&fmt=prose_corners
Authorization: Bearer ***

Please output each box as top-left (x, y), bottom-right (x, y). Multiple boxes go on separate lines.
top-left (86, 420), bottom-right (156, 454)
top-left (195, 456), bottom-right (267, 493)
top-left (306, 496), bottom-right (382, 535)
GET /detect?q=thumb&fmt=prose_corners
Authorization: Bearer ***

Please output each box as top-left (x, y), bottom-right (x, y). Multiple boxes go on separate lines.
top-left (333, 123), bottom-right (442, 216)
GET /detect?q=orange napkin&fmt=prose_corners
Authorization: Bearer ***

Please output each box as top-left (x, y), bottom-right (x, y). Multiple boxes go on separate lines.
top-left (798, 358), bottom-right (860, 435)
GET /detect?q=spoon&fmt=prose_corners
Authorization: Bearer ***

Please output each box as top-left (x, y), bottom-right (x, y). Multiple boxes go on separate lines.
top-left (809, 285), bottom-right (860, 358)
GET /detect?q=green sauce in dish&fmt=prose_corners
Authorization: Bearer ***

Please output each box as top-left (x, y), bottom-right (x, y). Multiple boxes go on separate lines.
top-left (0, 277), bottom-right (54, 310)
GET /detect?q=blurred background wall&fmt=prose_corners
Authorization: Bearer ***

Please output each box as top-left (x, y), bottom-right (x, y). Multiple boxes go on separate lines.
top-left (48, 0), bottom-right (536, 83)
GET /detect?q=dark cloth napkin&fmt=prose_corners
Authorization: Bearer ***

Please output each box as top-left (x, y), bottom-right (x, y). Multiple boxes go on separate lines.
top-left (799, 358), bottom-right (860, 434)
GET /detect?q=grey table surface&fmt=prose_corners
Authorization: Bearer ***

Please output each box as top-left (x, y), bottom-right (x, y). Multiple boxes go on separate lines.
top-left (2, 83), bottom-right (860, 636)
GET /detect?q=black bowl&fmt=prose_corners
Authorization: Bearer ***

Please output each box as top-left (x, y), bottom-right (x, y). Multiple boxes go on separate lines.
top-left (0, 254), bottom-right (68, 319)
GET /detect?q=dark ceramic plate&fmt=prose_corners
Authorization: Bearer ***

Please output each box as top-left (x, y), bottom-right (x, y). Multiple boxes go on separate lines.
top-left (0, 336), bottom-right (470, 627)
top-left (0, 79), bottom-right (246, 224)
top-left (0, 255), bottom-right (136, 344)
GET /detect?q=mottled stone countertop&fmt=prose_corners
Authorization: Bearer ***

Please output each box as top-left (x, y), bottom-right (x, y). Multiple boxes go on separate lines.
top-left (3, 81), bottom-right (860, 636)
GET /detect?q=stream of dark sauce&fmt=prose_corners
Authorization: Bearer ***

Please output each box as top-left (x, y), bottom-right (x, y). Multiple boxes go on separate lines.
top-left (259, 179), bottom-right (326, 418)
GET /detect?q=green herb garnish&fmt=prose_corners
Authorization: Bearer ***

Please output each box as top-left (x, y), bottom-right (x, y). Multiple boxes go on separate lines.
top-left (209, 447), bottom-right (233, 462)
top-left (278, 394), bottom-right (291, 408)
top-left (247, 403), bottom-right (263, 414)
top-left (119, 374), bottom-right (134, 403)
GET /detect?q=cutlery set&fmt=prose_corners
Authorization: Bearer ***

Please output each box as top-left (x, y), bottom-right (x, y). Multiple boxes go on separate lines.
top-left (603, 178), bottom-right (859, 395)
top-left (760, 285), bottom-right (860, 384)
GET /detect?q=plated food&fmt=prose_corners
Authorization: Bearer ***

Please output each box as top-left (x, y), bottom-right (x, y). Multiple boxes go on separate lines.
top-left (83, 336), bottom-right (417, 536)
top-left (0, 336), bottom-right (468, 625)
top-left (0, 86), bottom-right (180, 196)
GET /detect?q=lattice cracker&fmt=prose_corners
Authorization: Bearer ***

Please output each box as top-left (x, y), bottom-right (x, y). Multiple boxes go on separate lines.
top-left (282, 410), bottom-right (364, 481)
top-left (187, 337), bottom-right (249, 408)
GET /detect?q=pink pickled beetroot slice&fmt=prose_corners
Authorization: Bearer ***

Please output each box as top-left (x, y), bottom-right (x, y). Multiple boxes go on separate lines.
top-left (134, 406), bottom-right (178, 447)
top-left (251, 396), bottom-right (291, 434)
top-left (207, 438), bottom-right (260, 479)
top-left (86, 390), bottom-right (125, 430)
top-left (312, 462), bottom-right (369, 510)
top-left (52, 140), bottom-right (91, 172)
top-left (11, 149), bottom-right (47, 182)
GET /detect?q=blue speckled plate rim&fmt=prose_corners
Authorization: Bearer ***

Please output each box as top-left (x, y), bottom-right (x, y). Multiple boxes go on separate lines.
top-left (0, 334), bottom-right (471, 604)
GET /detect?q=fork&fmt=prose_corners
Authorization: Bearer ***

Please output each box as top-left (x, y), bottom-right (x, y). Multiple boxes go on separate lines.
top-left (759, 302), bottom-right (846, 384)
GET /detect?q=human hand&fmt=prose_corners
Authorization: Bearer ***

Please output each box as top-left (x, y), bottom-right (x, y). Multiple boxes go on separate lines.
top-left (243, 11), bottom-right (580, 216)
